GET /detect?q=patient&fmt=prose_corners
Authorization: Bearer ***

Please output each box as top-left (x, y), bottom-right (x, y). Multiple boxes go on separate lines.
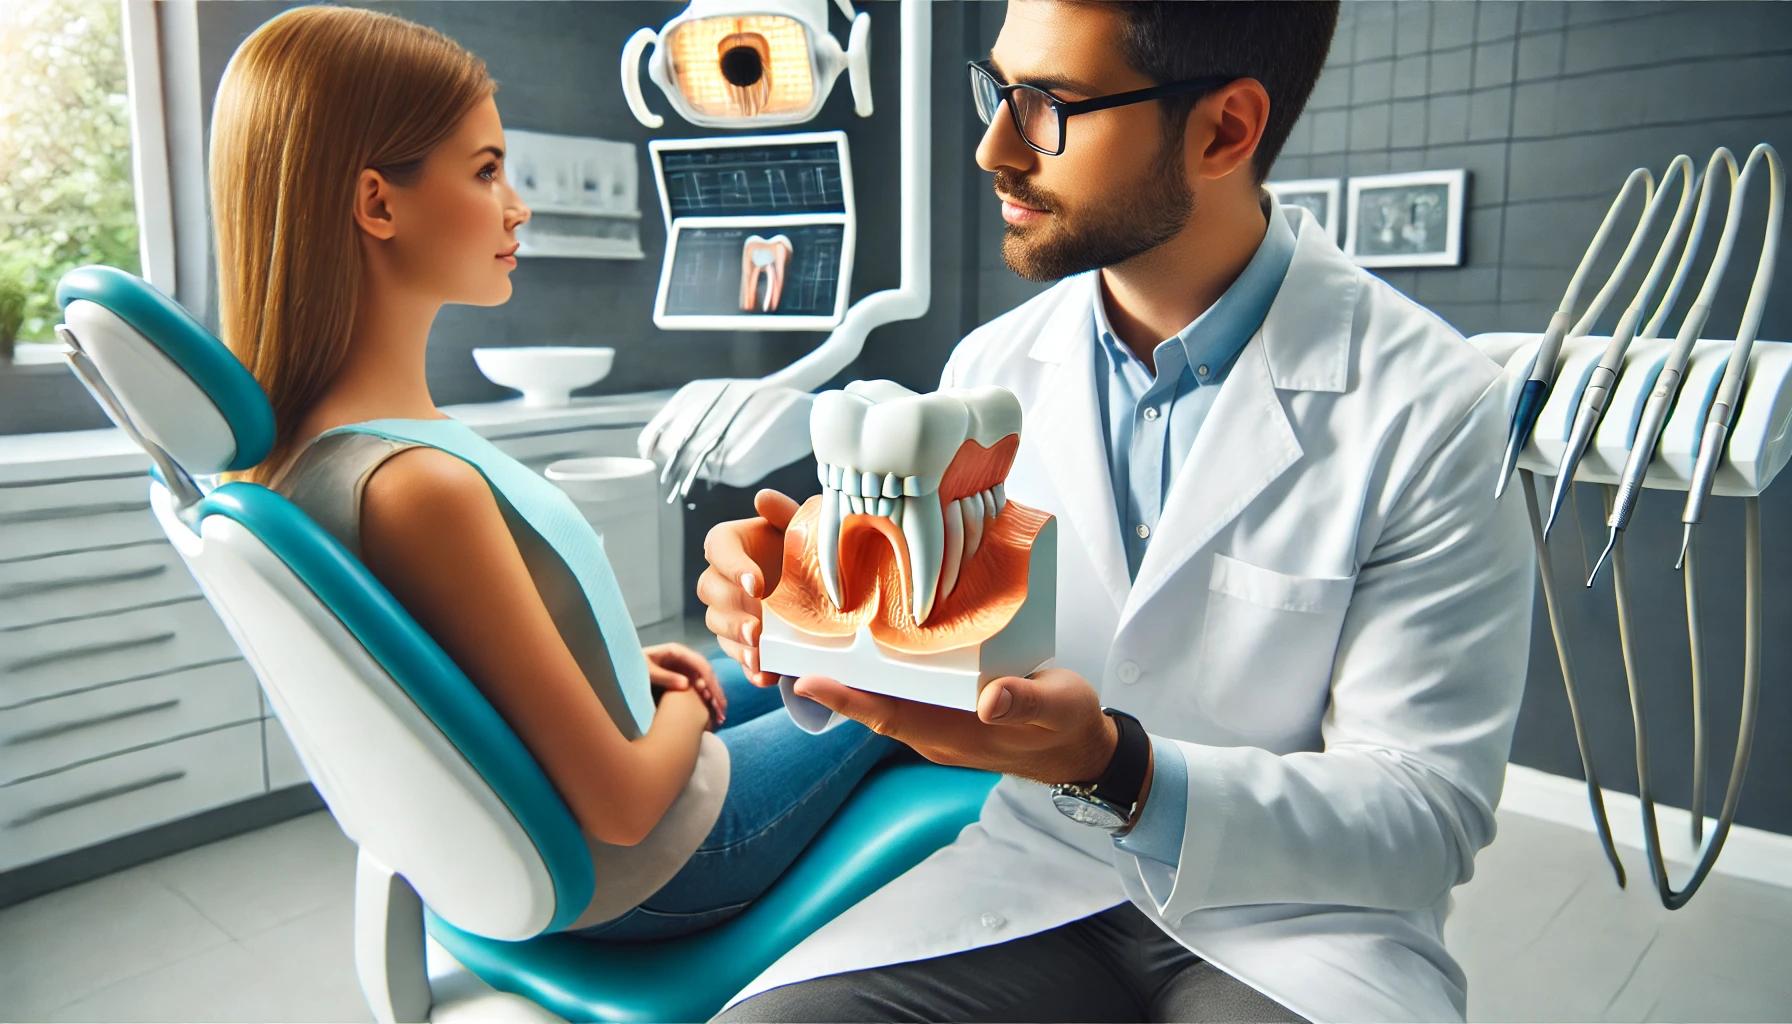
top-left (209, 5), bottom-right (896, 939)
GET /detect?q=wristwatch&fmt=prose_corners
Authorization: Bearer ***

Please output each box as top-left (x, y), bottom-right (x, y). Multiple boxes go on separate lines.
top-left (1050, 707), bottom-right (1150, 837)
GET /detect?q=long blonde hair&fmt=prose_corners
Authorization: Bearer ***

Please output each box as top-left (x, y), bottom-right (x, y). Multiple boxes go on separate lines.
top-left (210, 6), bottom-right (494, 481)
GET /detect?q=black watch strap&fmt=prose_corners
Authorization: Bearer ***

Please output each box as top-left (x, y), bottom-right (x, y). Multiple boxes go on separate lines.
top-left (1089, 707), bottom-right (1149, 810)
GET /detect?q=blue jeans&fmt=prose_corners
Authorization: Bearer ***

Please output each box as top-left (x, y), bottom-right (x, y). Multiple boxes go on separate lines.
top-left (569, 660), bottom-right (900, 942)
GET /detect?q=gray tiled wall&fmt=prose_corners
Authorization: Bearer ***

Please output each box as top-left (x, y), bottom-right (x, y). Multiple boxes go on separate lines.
top-left (1274, 1), bottom-right (1792, 345)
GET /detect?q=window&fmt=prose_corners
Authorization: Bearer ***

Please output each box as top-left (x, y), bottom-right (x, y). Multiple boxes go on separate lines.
top-left (0, 0), bottom-right (140, 354)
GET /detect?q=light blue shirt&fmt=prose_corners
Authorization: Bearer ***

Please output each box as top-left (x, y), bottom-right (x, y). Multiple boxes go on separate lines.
top-left (1108, 197), bottom-right (1298, 873)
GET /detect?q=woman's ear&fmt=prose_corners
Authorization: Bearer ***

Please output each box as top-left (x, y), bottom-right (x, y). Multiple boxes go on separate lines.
top-left (353, 168), bottom-right (399, 241)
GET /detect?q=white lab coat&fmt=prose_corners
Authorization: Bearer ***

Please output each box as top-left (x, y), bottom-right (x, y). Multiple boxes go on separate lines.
top-left (732, 210), bottom-right (1536, 1023)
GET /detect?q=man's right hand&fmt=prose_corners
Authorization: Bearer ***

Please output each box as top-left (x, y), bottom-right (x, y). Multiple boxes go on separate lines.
top-left (698, 488), bottom-right (800, 687)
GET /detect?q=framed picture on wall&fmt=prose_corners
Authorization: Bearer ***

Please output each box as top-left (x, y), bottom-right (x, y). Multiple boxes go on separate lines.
top-left (1266, 177), bottom-right (1342, 243)
top-left (1344, 169), bottom-right (1467, 268)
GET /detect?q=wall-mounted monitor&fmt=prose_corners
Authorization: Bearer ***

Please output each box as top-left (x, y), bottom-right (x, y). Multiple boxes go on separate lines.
top-left (649, 132), bottom-right (854, 331)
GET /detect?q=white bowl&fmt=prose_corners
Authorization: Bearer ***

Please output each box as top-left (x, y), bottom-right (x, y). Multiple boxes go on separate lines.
top-left (473, 346), bottom-right (614, 407)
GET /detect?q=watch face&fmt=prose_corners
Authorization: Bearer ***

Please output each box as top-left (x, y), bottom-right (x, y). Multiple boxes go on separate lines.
top-left (1051, 790), bottom-right (1128, 831)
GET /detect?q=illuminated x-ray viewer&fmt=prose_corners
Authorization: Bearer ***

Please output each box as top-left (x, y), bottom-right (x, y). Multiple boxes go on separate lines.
top-left (650, 131), bottom-right (855, 330)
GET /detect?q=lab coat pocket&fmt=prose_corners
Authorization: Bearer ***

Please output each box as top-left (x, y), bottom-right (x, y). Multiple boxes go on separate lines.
top-left (1193, 553), bottom-right (1357, 737)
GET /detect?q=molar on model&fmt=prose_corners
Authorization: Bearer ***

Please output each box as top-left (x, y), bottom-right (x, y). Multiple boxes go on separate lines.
top-left (762, 380), bottom-right (1056, 712)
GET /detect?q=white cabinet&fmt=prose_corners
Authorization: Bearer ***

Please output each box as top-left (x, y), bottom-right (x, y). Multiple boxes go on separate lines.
top-left (1, 661), bottom-right (261, 784)
top-left (0, 722), bottom-right (265, 872)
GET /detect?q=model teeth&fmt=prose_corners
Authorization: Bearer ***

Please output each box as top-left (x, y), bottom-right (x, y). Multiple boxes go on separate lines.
top-left (810, 380), bottom-right (1021, 625)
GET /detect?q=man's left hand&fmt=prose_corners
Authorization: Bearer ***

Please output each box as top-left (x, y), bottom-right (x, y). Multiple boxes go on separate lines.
top-left (791, 668), bottom-right (1116, 785)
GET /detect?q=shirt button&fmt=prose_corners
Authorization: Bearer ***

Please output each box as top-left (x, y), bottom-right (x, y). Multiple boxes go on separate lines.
top-left (1142, 406), bottom-right (1160, 421)
top-left (1135, 523), bottom-right (1151, 539)
top-left (1197, 364), bottom-right (1210, 377)
top-left (980, 912), bottom-right (1005, 929)
top-left (1117, 660), bottom-right (1141, 684)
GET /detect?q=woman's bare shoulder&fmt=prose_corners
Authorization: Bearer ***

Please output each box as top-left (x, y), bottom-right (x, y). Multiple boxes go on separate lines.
top-left (360, 446), bottom-right (503, 549)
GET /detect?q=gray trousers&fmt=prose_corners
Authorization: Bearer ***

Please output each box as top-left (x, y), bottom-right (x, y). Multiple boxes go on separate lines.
top-left (714, 902), bottom-right (1306, 1023)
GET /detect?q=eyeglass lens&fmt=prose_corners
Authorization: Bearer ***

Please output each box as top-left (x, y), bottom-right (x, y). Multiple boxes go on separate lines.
top-left (969, 66), bottom-right (1062, 155)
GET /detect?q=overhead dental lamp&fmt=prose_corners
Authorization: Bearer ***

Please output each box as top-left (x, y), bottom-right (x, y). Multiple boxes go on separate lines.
top-left (621, 0), bottom-right (873, 129)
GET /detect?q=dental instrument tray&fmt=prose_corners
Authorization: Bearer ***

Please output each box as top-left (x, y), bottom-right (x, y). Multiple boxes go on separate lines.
top-left (649, 132), bottom-right (855, 331)
top-left (759, 380), bottom-right (1057, 711)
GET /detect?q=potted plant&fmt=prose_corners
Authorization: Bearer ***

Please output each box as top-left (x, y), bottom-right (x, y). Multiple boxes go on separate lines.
top-left (0, 267), bottom-right (26, 364)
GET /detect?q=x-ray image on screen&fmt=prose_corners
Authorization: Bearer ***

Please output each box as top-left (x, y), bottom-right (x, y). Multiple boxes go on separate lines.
top-left (664, 224), bottom-right (845, 318)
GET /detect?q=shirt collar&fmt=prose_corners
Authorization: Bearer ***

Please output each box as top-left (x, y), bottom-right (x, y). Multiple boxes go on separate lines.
top-left (1091, 191), bottom-right (1298, 385)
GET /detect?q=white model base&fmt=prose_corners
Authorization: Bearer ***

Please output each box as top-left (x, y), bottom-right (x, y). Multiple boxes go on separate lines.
top-left (759, 518), bottom-right (1056, 711)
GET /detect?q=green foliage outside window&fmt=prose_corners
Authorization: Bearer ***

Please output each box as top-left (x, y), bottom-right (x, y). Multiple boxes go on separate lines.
top-left (0, 0), bottom-right (140, 347)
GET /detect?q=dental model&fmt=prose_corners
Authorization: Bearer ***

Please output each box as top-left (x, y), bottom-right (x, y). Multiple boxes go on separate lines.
top-left (740, 234), bottom-right (792, 313)
top-left (760, 380), bottom-right (1057, 711)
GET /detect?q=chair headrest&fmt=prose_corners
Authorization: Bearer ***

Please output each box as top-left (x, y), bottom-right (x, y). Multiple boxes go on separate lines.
top-left (56, 265), bottom-right (274, 474)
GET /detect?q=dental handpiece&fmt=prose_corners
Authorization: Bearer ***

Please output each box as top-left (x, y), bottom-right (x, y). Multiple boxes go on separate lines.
top-left (1496, 168), bottom-right (1655, 499)
top-left (1679, 143), bottom-right (1785, 567)
top-left (1592, 149), bottom-right (1740, 584)
top-left (1543, 156), bottom-right (1698, 541)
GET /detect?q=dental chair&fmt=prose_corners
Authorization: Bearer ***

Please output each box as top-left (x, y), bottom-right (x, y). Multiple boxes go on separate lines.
top-left (53, 265), bottom-right (998, 1023)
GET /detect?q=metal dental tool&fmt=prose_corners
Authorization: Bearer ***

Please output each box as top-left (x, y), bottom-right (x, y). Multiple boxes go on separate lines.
top-left (1589, 148), bottom-right (1739, 586)
top-left (1541, 156), bottom-right (1699, 541)
top-left (1678, 143), bottom-right (1785, 568)
top-left (1495, 168), bottom-right (1654, 499)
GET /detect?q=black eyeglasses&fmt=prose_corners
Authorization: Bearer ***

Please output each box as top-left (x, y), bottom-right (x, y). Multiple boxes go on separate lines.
top-left (968, 60), bottom-right (1235, 157)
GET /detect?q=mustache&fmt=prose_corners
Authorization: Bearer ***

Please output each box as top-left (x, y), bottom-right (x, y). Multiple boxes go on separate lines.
top-left (993, 170), bottom-right (1057, 213)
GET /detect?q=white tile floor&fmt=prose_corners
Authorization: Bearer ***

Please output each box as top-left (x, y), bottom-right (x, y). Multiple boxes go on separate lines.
top-left (3, 804), bottom-right (1789, 1022)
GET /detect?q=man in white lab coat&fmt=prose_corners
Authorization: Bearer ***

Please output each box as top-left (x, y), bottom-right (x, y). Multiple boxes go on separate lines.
top-left (698, 2), bottom-right (1535, 1021)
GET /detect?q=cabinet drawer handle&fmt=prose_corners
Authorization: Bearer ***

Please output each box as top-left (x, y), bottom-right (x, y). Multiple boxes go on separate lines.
top-left (0, 500), bottom-right (152, 525)
top-left (5, 770), bottom-right (187, 828)
top-left (6, 632), bottom-right (176, 674)
top-left (3, 699), bottom-right (181, 747)
top-left (0, 565), bottom-right (169, 602)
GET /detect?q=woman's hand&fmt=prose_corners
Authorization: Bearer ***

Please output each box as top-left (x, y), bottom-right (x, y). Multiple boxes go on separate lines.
top-left (645, 642), bottom-right (726, 727)
top-left (697, 489), bottom-right (799, 687)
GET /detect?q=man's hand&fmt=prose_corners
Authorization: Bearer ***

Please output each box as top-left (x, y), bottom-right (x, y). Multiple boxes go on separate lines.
top-left (697, 489), bottom-right (799, 687)
top-left (644, 641), bottom-right (725, 726)
top-left (791, 667), bottom-right (1119, 786)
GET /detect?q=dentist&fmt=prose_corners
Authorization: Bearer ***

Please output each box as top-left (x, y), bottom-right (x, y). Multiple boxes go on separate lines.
top-left (700, 2), bottom-right (1534, 1021)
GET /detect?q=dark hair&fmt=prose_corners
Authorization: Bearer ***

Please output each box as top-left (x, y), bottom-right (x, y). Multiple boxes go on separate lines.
top-left (1080, 0), bottom-right (1339, 183)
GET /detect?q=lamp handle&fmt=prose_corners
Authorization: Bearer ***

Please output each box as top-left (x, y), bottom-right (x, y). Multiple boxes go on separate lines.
top-left (847, 12), bottom-right (873, 118)
top-left (620, 28), bottom-right (663, 129)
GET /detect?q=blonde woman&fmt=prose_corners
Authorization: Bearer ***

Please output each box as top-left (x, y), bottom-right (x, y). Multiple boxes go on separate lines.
top-left (211, 5), bottom-right (895, 939)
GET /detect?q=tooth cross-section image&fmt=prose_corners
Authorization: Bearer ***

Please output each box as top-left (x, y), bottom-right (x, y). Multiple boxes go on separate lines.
top-left (740, 234), bottom-right (793, 312)
top-left (759, 380), bottom-right (1058, 711)
top-left (664, 223), bottom-right (843, 317)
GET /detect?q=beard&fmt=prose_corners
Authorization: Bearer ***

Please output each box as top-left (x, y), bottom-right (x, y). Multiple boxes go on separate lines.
top-left (997, 137), bottom-right (1195, 283)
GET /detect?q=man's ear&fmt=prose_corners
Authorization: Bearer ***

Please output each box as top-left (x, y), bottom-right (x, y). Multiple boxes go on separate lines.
top-left (1186, 78), bottom-right (1270, 184)
top-left (353, 168), bottom-right (399, 241)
